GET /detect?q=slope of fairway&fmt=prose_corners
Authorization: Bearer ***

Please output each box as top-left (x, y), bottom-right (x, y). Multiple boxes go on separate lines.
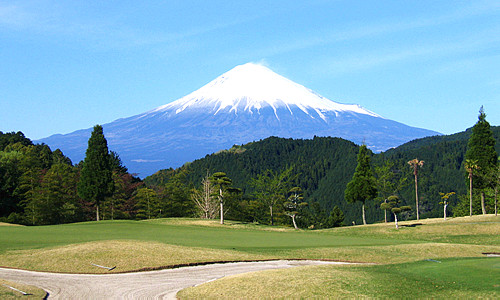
top-left (0, 219), bottom-right (418, 253)
top-left (0, 279), bottom-right (46, 299)
top-left (0, 215), bottom-right (498, 273)
top-left (178, 257), bottom-right (500, 299)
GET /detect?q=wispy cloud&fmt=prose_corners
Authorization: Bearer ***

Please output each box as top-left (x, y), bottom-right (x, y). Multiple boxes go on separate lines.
top-left (0, 2), bottom-right (263, 51)
top-left (131, 159), bottom-right (164, 163)
top-left (245, 0), bottom-right (500, 59)
top-left (312, 26), bottom-right (500, 75)
top-left (433, 53), bottom-right (500, 75)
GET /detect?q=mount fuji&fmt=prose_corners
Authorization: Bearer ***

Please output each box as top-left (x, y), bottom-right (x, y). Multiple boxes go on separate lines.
top-left (39, 63), bottom-right (439, 177)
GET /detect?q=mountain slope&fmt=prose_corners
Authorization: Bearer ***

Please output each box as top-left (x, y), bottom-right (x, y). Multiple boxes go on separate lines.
top-left (39, 63), bottom-right (439, 176)
top-left (146, 126), bottom-right (499, 224)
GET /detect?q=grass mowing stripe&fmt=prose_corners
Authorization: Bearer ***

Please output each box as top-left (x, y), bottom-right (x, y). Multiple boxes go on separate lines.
top-left (0, 216), bottom-right (498, 274)
top-left (0, 220), bottom-right (419, 254)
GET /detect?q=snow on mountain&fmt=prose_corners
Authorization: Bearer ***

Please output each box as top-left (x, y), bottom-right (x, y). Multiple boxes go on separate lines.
top-left (153, 63), bottom-right (379, 121)
top-left (38, 63), bottom-right (440, 177)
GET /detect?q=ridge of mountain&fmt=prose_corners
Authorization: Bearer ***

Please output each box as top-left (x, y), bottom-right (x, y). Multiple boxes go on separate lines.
top-left (38, 63), bottom-right (440, 177)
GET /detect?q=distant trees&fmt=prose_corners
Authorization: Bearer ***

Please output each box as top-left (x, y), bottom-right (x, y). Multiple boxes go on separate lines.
top-left (191, 171), bottom-right (218, 219)
top-left (439, 192), bottom-right (455, 220)
top-left (210, 172), bottom-right (233, 224)
top-left (493, 162), bottom-right (499, 216)
top-left (28, 163), bottom-right (81, 225)
top-left (284, 187), bottom-right (307, 229)
top-left (1, 119), bottom-right (498, 227)
top-left (77, 125), bottom-right (115, 221)
top-left (345, 145), bottom-right (378, 225)
top-left (0, 132), bottom-right (84, 224)
top-left (380, 195), bottom-right (411, 229)
top-left (465, 107), bottom-right (498, 215)
top-left (408, 158), bottom-right (424, 220)
top-left (464, 159), bottom-right (479, 217)
top-left (135, 187), bottom-right (160, 219)
top-left (375, 160), bottom-right (407, 223)
top-left (251, 167), bottom-right (294, 226)
top-left (327, 206), bottom-right (345, 228)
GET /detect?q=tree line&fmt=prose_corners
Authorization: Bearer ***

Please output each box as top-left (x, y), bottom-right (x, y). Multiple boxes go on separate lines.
top-left (147, 107), bottom-right (499, 226)
top-left (1, 107), bottom-right (498, 228)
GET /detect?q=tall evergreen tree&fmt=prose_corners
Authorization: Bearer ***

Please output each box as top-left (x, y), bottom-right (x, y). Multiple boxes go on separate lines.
top-left (77, 125), bottom-right (114, 221)
top-left (345, 145), bottom-right (378, 225)
top-left (465, 107), bottom-right (498, 215)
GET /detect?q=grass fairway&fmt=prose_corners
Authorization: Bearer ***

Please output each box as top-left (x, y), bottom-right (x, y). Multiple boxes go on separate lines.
top-left (0, 218), bottom-right (426, 273)
top-left (0, 215), bottom-right (498, 298)
top-left (178, 257), bottom-right (500, 299)
top-left (0, 216), bottom-right (498, 273)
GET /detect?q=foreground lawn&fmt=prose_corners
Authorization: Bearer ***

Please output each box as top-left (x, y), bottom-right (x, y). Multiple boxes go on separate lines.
top-left (178, 257), bottom-right (500, 299)
top-left (0, 216), bottom-right (498, 298)
top-left (0, 279), bottom-right (46, 299)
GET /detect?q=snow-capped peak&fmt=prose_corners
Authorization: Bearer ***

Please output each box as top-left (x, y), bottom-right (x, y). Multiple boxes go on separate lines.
top-left (152, 62), bottom-right (380, 120)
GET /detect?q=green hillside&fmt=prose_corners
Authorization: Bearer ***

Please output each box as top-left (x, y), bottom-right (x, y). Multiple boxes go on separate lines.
top-left (146, 126), bottom-right (500, 225)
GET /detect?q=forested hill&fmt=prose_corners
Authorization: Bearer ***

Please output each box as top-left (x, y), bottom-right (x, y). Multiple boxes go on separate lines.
top-left (146, 126), bottom-right (499, 225)
top-left (147, 136), bottom-right (359, 201)
top-left (146, 136), bottom-right (362, 224)
top-left (374, 126), bottom-right (499, 219)
top-left (383, 126), bottom-right (500, 154)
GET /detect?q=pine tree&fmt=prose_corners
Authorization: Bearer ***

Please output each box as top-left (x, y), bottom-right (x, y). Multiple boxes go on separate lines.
top-left (210, 172), bottom-right (232, 224)
top-left (345, 145), bottom-right (378, 225)
top-left (380, 195), bottom-right (411, 229)
top-left (77, 125), bottom-right (114, 221)
top-left (465, 107), bottom-right (498, 215)
top-left (134, 187), bottom-right (160, 219)
top-left (284, 187), bottom-right (307, 229)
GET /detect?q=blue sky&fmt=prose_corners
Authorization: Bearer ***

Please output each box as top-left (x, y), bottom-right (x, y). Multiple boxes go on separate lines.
top-left (1, 0), bottom-right (499, 140)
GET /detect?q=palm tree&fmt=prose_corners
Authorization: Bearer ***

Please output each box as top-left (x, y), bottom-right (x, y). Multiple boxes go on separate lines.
top-left (408, 158), bottom-right (424, 220)
top-left (464, 159), bottom-right (480, 217)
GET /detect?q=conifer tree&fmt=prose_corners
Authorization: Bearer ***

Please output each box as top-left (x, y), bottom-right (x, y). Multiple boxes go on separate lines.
top-left (251, 167), bottom-right (294, 226)
top-left (345, 145), bottom-right (377, 225)
top-left (284, 187), bottom-right (307, 229)
top-left (210, 172), bottom-right (232, 224)
top-left (380, 195), bottom-right (411, 229)
top-left (465, 107), bottom-right (498, 215)
top-left (134, 187), bottom-right (160, 219)
top-left (77, 125), bottom-right (114, 221)
top-left (439, 192), bottom-right (455, 221)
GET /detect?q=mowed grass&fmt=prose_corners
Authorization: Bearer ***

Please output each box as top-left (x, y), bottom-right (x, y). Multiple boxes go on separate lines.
top-left (0, 215), bottom-right (498, 274)
top-left (178, 257), bottom-right (500, 299)
top-left (0, 279), bottom-right (46, 299)
top-left (0, 216), bottom-right (498, 298)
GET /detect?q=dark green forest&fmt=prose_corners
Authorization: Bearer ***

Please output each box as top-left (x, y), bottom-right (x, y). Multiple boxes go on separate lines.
top-left (1, 123), bottom-right (498, 227)
top-left (146, 126), bottom-right (500, 225)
